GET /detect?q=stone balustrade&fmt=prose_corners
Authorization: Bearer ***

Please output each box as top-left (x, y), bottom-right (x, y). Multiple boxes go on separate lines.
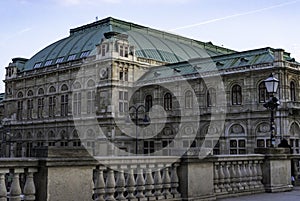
top-left (213, 155), bottom-right (265, 198)
top-left (0, 149), bottom-right (294, 201)
top-left (0, 158), bottom-right (38, 201)
top-left (92, 157), bottom-right (181, 201)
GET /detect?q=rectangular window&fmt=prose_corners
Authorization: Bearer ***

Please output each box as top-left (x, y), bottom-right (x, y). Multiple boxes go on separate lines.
top-left (87, 91), bottom-right (95, 114)
top-left (230, 139), bottom-right (246, 155)
top-left (144, 141), bottom-right (155, 154)
top-left (118, 91), bottom-right (128, 114)
top-left (27, 99), bottom-right (33, 119)
top-left (61, 94), bottom-right (68, 116)
top-left (17, 101), bottom-right (23, 120)
top-left (73, 92), bottom-right (81, 115)
top-left (49, 96), bottom-right (56, 117)
top-left (101, 45), bottom-right (106, 56)
top-left (119, 68), bottom-right (129, 81)
top-left (37, 98), bottom-right (44, 118)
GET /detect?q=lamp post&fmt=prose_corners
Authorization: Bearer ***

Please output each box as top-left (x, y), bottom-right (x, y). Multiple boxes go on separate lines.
top-left (263, 74), bottom-right (280, 147)
top-left (128, 105), bottom-right (149, 154)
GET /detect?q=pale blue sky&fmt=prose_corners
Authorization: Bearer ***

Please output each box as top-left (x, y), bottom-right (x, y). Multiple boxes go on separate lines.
top-left (1, 0), bottom-right (300, 92)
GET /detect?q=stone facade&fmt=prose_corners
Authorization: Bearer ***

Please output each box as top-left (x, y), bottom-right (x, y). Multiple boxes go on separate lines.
top-left (1, 17), bottom-right (300, 158)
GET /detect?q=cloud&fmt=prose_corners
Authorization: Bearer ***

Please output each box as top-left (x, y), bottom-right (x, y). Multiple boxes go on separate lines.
top-left (170, 0), bottom-right (300, 31)
top-left (0, 28), bottom-right (32, 47)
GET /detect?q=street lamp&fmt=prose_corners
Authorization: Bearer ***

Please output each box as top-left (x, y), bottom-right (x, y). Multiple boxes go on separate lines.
top-left (128, 105), bottom-right (150, 154)
top-left (263, 74), bottom-right (280, 147)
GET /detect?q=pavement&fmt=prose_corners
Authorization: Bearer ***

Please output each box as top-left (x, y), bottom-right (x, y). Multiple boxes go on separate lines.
top-left (220, 186), bottom-right (300, 201)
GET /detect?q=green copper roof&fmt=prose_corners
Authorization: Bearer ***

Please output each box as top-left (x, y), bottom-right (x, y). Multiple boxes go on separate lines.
top-left (137, 47), bottom-right (297, 83)
top-left (24, 17), bottom-right (235, 71)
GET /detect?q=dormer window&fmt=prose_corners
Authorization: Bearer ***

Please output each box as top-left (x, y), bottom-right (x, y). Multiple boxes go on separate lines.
top-left (80, 51), bottom-right (90, 58)
top-left (67, 54), bottom-right (76, 61)
top-left (56, 57), bottom-right (64, 64)
top-left (119, 45), bottom-right (129, 57)
top-left (34, 62), bottom-right (42, 68)
top-left (44, 60), bottom-right (53, 66)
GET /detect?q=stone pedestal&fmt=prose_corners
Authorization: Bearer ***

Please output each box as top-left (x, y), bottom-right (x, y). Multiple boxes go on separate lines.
top-left (255, 148), bottom-right (293, 193)
top-left (178, 156), bottom-right (216, 201)
top-left (34, 147), bottom-right (98, 201)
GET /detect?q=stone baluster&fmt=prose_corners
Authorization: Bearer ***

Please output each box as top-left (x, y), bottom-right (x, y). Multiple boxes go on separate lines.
top-left (153, 167), bottom-right (163, 199)
top-left (9, 169), bottom-right (23, 201)
top-left (213, 163), bottom-right (221, 193)
top-left (223, 162), bottom-right (232, 192)
top-left (256, 161), bottom-right (264, 188)
top-left (218, 162), bottom-right (226, 192)
top-left (105, 169), bottom-right (116, 201)
top-left (246, 162), bottom-right (254, 189)
top-left (235, 162), bottom-right (243, 191)
top-left (116, 170), bottom-right (126, 201)
top-left (135, 168), bottom-right (145, 200)
top-left (144, 168), bottom-right (155, 200)
top-left (24, 168), bottom-right (37, 201)
top-left (94, 166), bottom-right (106, 201)
top-left (162, 167), bottom-right (172, 199)
top-left (229, 162), bottom-right (238, 192)
top-left (240, 162), bottom-right (249, 190)
top-left (170, 163), bottom-right (180, 198)
top-left (126, 169), bottom-right (136, 200)
top-left (252, 161), bottom-right (259, 189)
top-left (0, 170), bottom-right (8, 201)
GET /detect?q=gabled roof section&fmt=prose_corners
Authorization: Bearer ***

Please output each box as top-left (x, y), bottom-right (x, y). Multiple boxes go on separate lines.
top-left (138, 47), bottom-right (298, 83)
top-left (23, 17), bottom-right (235, 71)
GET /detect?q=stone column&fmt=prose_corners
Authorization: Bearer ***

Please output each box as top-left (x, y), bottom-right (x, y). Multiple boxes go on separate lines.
top-left (255, 148), bottom-right (293, 193)
top-left (178, 156), bottom-right (215, 201)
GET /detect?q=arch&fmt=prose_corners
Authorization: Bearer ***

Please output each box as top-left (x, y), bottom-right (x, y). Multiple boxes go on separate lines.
top-left (37, 131), bottom-right (44, 139)
top-left (17, 91), bottom-right (23, 98)
top-left (72, 82), bottom-right (82, 90)
top-left (49, 86), bottom-right (56, 93)
top-left (26, 132), bottom-right (33, 139)
top-left (87, 79), bottom-right (96, 88)
top-left (38, 88), bottom-right (44, 95)
top-left (289, 122), bottom-right (300, 137)
top-left (228, 124), bottom-right (246, 136)
top-left (60, 130), bottom-right (69, 139)
top-left (27, 90), bottom-right (33, 97)
top-left (61, 84), bottom-right (69, 91)
top-left (255, 122), bottom-right (270, 136)
top-left (86, 129), bottom-right (96, 139)
top-left (48, 130), bottom-right (56, 139)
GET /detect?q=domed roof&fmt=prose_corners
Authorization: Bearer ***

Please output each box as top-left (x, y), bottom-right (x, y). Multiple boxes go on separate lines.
top-left (24, 17), bottom-right (236, 71)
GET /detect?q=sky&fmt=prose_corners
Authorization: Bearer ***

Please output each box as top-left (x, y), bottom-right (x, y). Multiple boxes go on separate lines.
top-left (1, 0), bottom-right (300, 92)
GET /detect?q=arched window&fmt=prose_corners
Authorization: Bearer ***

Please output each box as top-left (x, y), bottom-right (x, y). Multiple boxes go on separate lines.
top-left (290, 81), bottom-right (296, 101)
top-left (145, 95), bottom-right (153, 112)
top-left (49, 86), bottom-right (56, 93)
top-left (27, 90), bottom-right (33, 97)
top-left (38, 88), bottom-right (44, 95)
top-left (87, 79), bottom-right (95, 88)
top-left (207, 88), bottom-right (216, 107)
top-left (185, 90), bottom-right (193, 108)
top-left (61, 84), bottom-right (69, 92)
top-left (258, 82), bottom-right (269, 103)
top-left (164, 93), bottom-right (172, 111)
top-left (232, 84), bottom-right (242, 105)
